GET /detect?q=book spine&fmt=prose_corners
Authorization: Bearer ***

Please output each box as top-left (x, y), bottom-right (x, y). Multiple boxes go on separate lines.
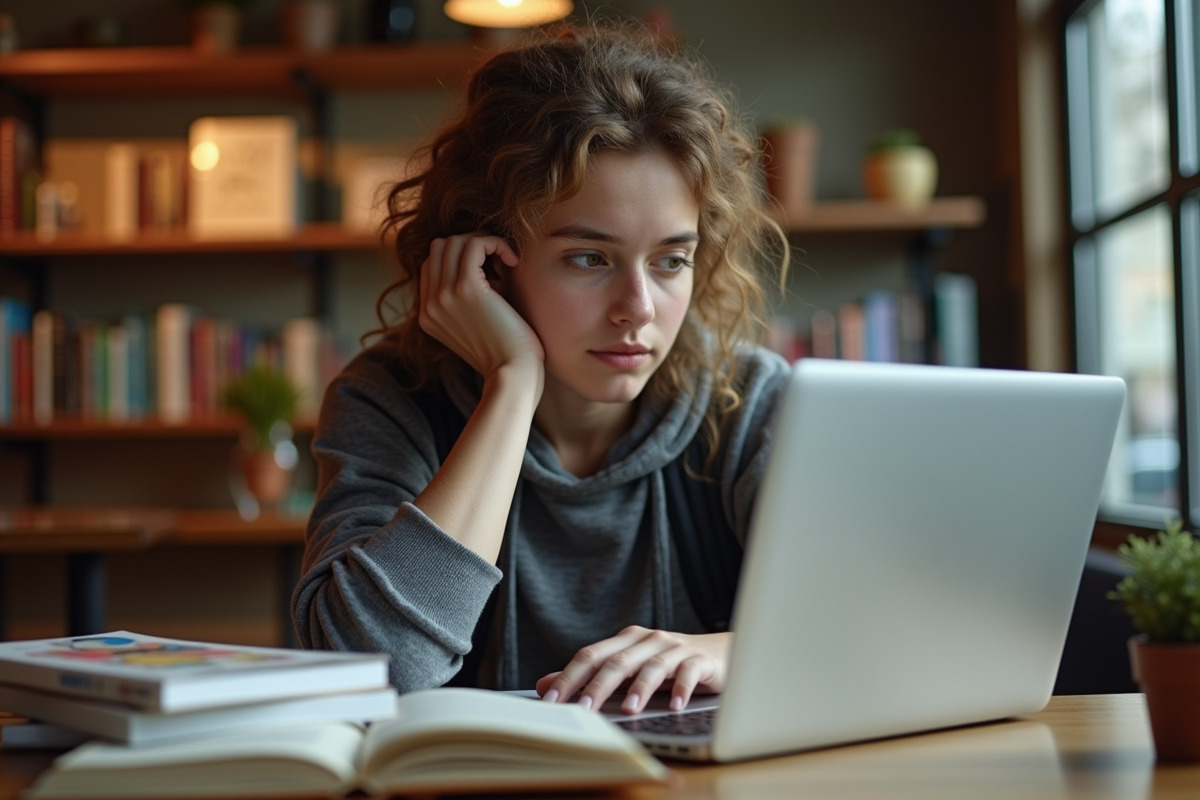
top-left (12, 329), bottom-right (32, 422)
top-left (0, 117), bottom-right (35, 236)
top-left (0, 296), bottom-right (27, 422)
top-left (836, 302), bottom-right (864, 361)
top-left (155, 303), bottom-right (193, 423)
top-left (862, 290), bottom-right (899, 363)
top-left (107, 323), bottom-right (129, 421)
top-left (31, 309), bottom-right (54, 423)
top-left (283, 317), bottom-right (322, 417)
top-left (0, 661), bottom-right (163, 711)
top-left (104, 143), bottom-right (140, 241)
top-left (934, 273), bottom-right (980, 368)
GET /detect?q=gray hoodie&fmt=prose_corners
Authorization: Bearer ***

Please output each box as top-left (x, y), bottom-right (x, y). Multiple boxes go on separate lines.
top-left (292, 342), bottom-right (791, 691)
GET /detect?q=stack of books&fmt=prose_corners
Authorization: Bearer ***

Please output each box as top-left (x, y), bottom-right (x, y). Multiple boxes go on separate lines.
top-left (0, 631), bottom-right (666, 798)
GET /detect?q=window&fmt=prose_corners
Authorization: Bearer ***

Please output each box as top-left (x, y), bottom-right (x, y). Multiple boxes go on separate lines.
top-left (1065, 0), bottom-right (1200, 527)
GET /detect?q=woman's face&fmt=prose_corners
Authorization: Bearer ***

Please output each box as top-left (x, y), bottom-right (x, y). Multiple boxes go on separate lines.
top-left (505, 149), bottom-right (699, 408)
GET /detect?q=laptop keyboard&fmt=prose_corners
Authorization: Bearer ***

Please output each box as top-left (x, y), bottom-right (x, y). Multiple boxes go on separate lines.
top-left (614, 708), bottom-right (717, 736)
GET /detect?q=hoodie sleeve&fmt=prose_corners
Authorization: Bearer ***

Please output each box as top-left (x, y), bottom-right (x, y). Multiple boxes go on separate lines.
top-left (718, 348), bottom-right (794, 543)
top-left (290, 350), bottom-right (502, 692)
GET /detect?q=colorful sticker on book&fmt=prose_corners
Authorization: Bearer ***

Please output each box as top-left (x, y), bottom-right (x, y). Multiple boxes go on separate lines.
top-left (28, 635), bottom-right (285, 669)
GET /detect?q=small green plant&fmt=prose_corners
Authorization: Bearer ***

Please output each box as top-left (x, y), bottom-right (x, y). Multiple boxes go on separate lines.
top-left (870, 128), bottom-right (923, 151)
top-left (1108, 520), bottom-right (1200, 643)
top-left (222, 365), bottom-right (300, 451)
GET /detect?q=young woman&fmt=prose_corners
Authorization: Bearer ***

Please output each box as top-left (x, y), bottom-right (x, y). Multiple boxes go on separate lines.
top-left (292, 23), bottom-right (791, 715)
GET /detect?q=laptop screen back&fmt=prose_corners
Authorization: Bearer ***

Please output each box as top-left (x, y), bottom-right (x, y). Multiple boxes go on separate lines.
top-left (713, 360), bottom-right (1125, 762)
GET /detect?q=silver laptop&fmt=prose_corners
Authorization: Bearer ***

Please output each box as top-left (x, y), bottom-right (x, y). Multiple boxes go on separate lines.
top-left (612, 359), bottom-right (1125, 762)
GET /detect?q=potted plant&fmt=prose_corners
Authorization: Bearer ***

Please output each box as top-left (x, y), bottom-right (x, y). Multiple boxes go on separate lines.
top-left (223, 365), bottom-right (300, 516)
top-left (178, 0), bottom-right (258, 53)
top-left (862, 128), bottom-right (938, 210)
top-left (1108, 520), bottom-right (1200, 761)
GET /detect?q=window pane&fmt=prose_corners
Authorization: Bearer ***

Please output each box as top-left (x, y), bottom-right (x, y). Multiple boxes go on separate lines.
top-left (1085, 206), bottom-right (1178, 518)
top-left (1179, 0), bottom-right (1199, 175)
top-left (1069, 0), bottom-right (1170, 220)
top-left (1183, 194), bottom-right (1200, 525)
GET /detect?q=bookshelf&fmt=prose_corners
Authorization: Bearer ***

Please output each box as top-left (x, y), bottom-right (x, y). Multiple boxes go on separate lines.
top-left (0, 42), bottom-right (486, 642)
top-left (0, 41), bottom-right (987, 642)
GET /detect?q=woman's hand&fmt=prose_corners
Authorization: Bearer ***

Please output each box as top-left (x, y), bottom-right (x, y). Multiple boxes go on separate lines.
top-left (419, 234), bottom-right (544, 381)
top-left (535, 627), bottom-right (731, 715)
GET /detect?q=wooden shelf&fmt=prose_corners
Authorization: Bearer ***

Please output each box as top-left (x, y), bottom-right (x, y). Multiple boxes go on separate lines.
top-left (0, 507), bottom-right (175, 552)
top-left (0, 507), bottom-right (305, 552)
top-left (0, 415), bottom-right (317, 441)
top-left (0, 223), bottom-right (381, 257)
top-left (171, 509), bottom-right (306, 545)
top-left (777, 196), bottom-right (986, 233)
top-left (0, 43), bottom-right (489, 97)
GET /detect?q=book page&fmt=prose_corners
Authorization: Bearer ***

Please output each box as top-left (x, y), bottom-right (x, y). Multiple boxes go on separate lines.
top-left (359, 688), bottom-right (646, 772)
top-left (33, 722), bottom-right (363, 797)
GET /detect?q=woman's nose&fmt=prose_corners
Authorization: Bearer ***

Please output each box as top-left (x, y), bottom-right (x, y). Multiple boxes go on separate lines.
top-left (609, 266), bottom-right (655, 328)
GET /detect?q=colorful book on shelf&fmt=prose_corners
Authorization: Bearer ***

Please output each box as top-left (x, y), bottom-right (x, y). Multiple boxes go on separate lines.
top-left (23, 687), bottom-right (667, 800)
top-left (0, 631), bottom-right (389, 713)
top-left (0, 683), bottom-right (400, 747)
top-left (0, 295), bottom-right (31, 422)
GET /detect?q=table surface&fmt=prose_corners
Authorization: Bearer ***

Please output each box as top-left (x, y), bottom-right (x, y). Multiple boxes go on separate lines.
top-left (0, 693), bottom-right (1196, 800)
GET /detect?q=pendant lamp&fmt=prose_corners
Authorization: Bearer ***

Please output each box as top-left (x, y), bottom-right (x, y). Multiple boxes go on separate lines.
top-left (443, 0), bottom-right (573, 29)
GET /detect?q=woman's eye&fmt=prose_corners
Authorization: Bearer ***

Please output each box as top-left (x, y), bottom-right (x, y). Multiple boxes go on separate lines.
top-left (655, 255), bottom-right (695, 273)
top-left (565, 252), bottom-right (605, 269)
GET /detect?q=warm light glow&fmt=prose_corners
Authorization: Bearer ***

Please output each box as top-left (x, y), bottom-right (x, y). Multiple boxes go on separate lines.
top-left (190, 141), bottom-right (220, 172)
top-left (443, 0), bottom-right (572, 28)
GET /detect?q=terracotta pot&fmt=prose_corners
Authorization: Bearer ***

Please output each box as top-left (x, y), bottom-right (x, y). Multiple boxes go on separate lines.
top-left (1129, 636), bottom-right (1200, 761)
top-left (238, 449), bottom-right (293, 506)
top-left (190, 3), bottom-right (242, 54)
top-left (761, 123), bottom-right (820, 221)
top-left (862, 145), bottom-right (938, 210)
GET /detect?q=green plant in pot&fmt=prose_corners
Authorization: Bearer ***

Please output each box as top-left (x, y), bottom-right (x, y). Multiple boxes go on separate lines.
top-left (862, 128), bottom-right (938, 210)
top-left (223, 365), bottom-right (300, 518)
top-left (1108, 520), bottom-right (1200, 761)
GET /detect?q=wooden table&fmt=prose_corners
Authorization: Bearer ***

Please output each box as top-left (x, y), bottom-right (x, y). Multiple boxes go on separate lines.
top-left (1, 694), bottom-right (1196, 799)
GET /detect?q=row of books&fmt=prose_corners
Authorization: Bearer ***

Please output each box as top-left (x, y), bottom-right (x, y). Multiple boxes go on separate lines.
top-left (0, 297), bottom-right (336, 425)
top-left (764, 273), bottom-right (979, 367)
top-left (0, 630), bottom-right (663, 798)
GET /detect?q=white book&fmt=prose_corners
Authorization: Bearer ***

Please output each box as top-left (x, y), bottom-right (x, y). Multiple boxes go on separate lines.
top-left (31, 308), bottom-right (55, 424)
top-left (0, 631), bottom-right (390, 714)
top-left (0, 721), bottom-right (89, 751)
top-left (23, 688), bottom-right (666, 799)
top-left (934, 272), bottom-right (979, 368)
top-left (187, 116), bottom-right (298, 240)
top-left (282, 316), bottom-right (321, 417)
top-left (154, 303), bottom-right (192, 423)
top-left (0, 684), bottom-right (399, 746)
top-left (103, 143), bottom-right (139, 241)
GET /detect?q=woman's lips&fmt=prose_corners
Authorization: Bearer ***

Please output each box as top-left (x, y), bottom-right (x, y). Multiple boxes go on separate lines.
top-left (590, 345), bottom-right (651, 370)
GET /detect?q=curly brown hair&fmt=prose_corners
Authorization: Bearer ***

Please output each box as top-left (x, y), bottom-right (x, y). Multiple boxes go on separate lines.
top-left (373, 22), bottom-right (788, 445)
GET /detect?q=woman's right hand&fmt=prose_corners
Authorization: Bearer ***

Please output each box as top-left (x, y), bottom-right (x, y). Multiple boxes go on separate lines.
top-left (419, 234), bottom-right (544, 381)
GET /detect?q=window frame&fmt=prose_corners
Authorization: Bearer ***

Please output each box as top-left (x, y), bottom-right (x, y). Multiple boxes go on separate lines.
top-left (1061, 0), bottom-right (1200, 529)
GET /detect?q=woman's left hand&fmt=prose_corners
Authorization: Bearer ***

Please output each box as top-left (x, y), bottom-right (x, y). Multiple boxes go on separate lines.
top-left (535, 626), bottom-right (731, 715)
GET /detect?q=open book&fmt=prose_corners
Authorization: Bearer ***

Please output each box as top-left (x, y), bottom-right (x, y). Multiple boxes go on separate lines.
top-left (23, 688), bottom-right (668, 798)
